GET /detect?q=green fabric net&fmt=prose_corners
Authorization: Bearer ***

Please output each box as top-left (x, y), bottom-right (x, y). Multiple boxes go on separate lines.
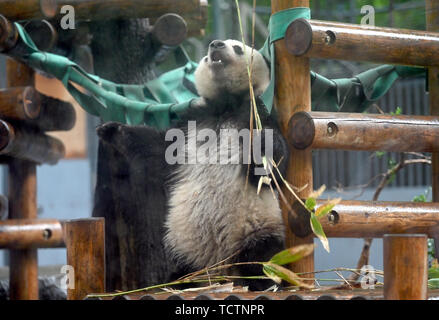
top-left (7, 7), bottom-right (425, 129)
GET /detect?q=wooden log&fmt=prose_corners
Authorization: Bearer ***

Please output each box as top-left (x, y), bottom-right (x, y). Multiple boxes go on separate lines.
top-left (0, 14), bottom-right (18, 52)
top-left (285, 18), bottom-right (439, 67)
top-left (150, 14), bottom-right (187, 64)
top-left (384, 234), bottom-right (428, 300)
top-left (426, 0), bottom-right (439, 260)
top-left (24, 20), bottom-right (57, 51)
top-left (186, 0), bottom-right (208, 37)
top-left (288, 111), bottom-right (439, 152)
top-left (0, 219), bottom-right (64, 249)
top-left (0, 119), bottom-right (65, 164)
top-left (34, 94), bottom-right (76, 132)
top-left (63, 218), bottom-right (105, 300)
top-left (0, 86), bottom-right (41, 120)
top-left (313, 200), bottom-right (439, 238)
top-left (272, 0), bottom-right (314, 279)
top-left (0, 87), bottom-right (76, 131)
top-left (151, 14), bottom-right (187, 47)
top-left (7, 58), bottom-right (39, 300)
top-left (0, 0), bottom-right (201, 21)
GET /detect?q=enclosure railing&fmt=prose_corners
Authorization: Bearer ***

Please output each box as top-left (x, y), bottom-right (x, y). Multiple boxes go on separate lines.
top-left (274, 0), bottom-right (439, 300)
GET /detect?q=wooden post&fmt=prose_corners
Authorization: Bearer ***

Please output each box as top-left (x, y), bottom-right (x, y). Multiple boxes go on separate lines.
top-left (285, 19), bottom-right (439, 67)
top-left (383, 234), bottom-right (428, 300)
top-left (426, 0), bottom-right (439, 259)
top-left (288, 111), bottom-right (439, 152)
top-left (6, 59), bottom-right (39, 300)
top-left (63, 218), bottom-right (105, 300)
top-left (271, 0), bottom-right (314, 277)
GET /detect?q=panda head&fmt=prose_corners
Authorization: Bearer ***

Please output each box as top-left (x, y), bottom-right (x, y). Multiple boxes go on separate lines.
top-left (194, 39), bottom-right (270, 101)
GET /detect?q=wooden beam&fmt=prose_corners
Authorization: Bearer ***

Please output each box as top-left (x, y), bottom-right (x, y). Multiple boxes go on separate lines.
top-left (271, 0), bottom-right (314, 279)
top-left (288, 111), bottom-right (439, 152)
top-left (0, 219), bottom-right (64, 249)
top-left (314, 200), bottom-right (439, 238)
top-left (426, 0), bottom-right (439, 259)
top-left (63, 218), bottom-right (105, 300)
top-left (0, 86), bottom-right (41, 121)
top-left (285, 19), bottom-right (439, 67)
top-left (0, 0), bottom-right (201, 21)
top-left (384, 234), bottom-right (428, 300)
top-left (0, 119), bottom-right (65, 164)
top-left (0, 15), bottom-right (18, 52)
top-left (6, 58), bottom-right (39, 300)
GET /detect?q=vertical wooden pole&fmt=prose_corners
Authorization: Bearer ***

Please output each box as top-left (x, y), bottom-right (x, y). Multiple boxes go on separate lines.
top-left (63, 218), bottom-right (105, 300)
top-left (426, 0), bottom-right (439, 260)
top-left (271, 0), bottom-right (314, 276)
top-left (6, 59), bottom-right (39, 300)
top-left (383, 234), bottom-right (428, 300)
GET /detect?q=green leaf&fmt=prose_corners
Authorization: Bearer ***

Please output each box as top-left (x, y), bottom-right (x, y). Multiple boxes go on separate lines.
top-left (305, 197), bottom-right (316, 211)
top-left (310, 212), bottom-right (330, 253)
top-left (413, 194), bottom-right (427, 203)
top-left (375, 151), bottom-right (385, 158)
top-left (262, 262), bottom-right (314, 289)
top-left (390, 107), bottom-right (402, 115)
top-left (428, 278), bottom-right (439, 289)
top-left (269, 244), bottom-right (315, 266)
top-left (315, 198), bottom-right (341, 218)
top-left (309, 185), bottom-right (326, 199)
top-left (428, 267), bottom-right (439, 279)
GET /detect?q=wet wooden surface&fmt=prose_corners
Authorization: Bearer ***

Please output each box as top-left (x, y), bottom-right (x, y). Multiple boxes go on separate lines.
top-left (285, 18), bottom-right (439, 66)
top-left (0, 219), bottom-right (64, 249)
top-left (87, 289), bottom-right (439, 300)
top-left (316, 200), bottom-right (439, 238)
top-left (63, 218), bottom-right (105, 300)
top-left (0, 119), bottom-right (65, 164)
top-left (288, 111), bottom-right (439, 152)
top-left (272, 0), bottom-right (314, 282)
top-left (0, 0), bottom-right (203, 21)
top-left (384, 234), bottom-right (428, 300)
top-left (6, 58), bottom-right (39, 300)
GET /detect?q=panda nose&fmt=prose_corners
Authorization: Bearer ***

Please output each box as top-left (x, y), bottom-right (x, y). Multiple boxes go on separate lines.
top-left (209, 40), bottom-right (225, 49)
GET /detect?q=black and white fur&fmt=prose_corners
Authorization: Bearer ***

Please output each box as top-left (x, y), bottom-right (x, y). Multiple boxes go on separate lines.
top-left (97, 39), bottom-right (290, 290)
top-left (165, 40), bottom-right (289, 289)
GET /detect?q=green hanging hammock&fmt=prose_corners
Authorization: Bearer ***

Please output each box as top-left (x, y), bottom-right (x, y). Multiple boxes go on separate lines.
top-left (6, 7), bottom-right (425, 130)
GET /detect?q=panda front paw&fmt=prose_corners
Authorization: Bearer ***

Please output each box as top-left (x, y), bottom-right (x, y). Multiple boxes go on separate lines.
top-left (96, 121), bottom-right (126, 143)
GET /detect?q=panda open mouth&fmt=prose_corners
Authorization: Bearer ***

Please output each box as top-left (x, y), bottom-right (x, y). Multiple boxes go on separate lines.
top-left (210, 50), bottom-right (227, 66)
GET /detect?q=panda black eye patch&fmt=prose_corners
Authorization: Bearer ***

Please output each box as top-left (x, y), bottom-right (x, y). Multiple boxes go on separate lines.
top-left (233, 45), bottom-right (244, 55)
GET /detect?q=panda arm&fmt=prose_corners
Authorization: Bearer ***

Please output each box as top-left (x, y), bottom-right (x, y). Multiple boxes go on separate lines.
top-left (234, 235), bottom-right (285, 291)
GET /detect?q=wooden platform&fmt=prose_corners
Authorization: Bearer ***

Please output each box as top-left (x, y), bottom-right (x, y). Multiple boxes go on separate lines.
top-left (86, 289), bottom-right (439, 300)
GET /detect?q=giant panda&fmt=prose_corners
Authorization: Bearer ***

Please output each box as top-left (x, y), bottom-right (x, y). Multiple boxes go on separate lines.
top-left (97, 39), bottom-right (290, 291)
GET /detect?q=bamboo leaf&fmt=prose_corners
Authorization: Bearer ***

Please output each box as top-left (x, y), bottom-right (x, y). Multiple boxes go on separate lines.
top-left (262, 264), bottom-right (282, 284)
top-left (310, 212), bottom-right (330, 253)
top-left (263, 262), bottom-right (314, 289)
top-left (305, 197), bottom-right (317, 211)
top-left (428, 267), bottom-right (439, 279)
top-left (428, 278), bottom-right (439, 289)
top-left (309, 185), bottom-right (326, 199)
top-left (269, 244), bottom-right (315, 266)
top-left (315, 198), bottom-right (341, 218)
